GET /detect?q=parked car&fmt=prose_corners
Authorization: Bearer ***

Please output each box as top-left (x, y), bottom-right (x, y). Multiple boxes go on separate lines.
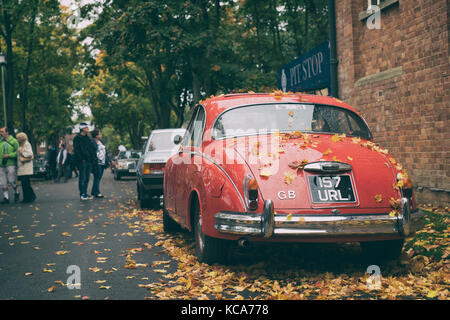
top-left (113, 150), bottom-right (141, 180)
top-left (33, 155), bottom-right (51, 180)
top-left (163, 92), bottom-right (425, 264)
top-left (137, 128), bottom-right (186, 209)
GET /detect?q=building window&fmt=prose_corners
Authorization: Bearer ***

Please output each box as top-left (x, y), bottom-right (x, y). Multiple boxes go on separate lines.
top-left (360, 0), bottom-right (399, 21)
top-left (368, 0), bottom-right (387, 6)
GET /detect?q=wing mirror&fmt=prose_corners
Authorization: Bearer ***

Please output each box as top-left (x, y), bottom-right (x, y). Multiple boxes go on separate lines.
top-left (173, 135), bottom-right (183, 145)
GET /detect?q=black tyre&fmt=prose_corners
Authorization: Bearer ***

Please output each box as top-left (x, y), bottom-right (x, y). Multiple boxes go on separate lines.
top-left (193, 199), bottom-right (229, 265)
top-left (163, 207), bottom-right (180, 233)
top-left (140, 191), bottom-right (152, 209)
top-left (360, 238), bottom-right (404, 261)
top-left (137, 182), bottom-right (141, 200)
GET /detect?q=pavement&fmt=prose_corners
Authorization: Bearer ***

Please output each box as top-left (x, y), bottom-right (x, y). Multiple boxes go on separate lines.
top-left (0, 170), bottom-right (174, 300)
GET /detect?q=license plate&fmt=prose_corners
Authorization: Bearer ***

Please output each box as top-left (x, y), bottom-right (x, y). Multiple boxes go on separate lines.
top-left (129, 169), bottom-right (137, 173)
top-left (308, 175), bottom-right (356, 203)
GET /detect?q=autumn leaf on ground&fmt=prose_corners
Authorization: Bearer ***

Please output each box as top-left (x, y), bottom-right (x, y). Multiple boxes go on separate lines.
top-left (323, 148), bottom-right (332, 156)
top-left (55, 250), bottom-right (70, 255)
top-left (61, 232), bottom-right (72, 237)
top-left (47, 286), bottom-right (56, 293)
top-left (89, 267), bottom-right (102, 273)
top-left (99, 286), bottom-right (111, 290)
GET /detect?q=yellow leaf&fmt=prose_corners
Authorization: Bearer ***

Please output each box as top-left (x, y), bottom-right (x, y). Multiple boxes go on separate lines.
top-left (389, 210), bottom-right (399, 217)
top-left (284, 171), bottom-right (296, 185)
top-left (426, 290), bottom-right (438, 298)
top-left (374, 194), bottom-right (383, 203)
top-left (99, 286), bottom-right (111, 290)
top-left (352, 137), bottom-right (361, 144)
top-left (331, 134), bottom-right (346, 143)
top-left (48, 286), bottom-right (56, 293)
top-left (286, 213), bottom-right (292, 221)
top-left (259, 169), bottom-right (272, 178)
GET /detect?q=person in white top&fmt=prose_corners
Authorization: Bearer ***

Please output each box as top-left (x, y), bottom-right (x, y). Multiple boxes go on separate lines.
top-left (55, 142), bottom-right (68, 182)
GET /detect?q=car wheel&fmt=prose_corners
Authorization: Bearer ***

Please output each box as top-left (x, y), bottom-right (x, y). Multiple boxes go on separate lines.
top-left (137, 182), bottom-right (141, 200)
top-left (140, 191), bottom-right (152, 209)
top-left (193, 199), bottom-right (229, 265)
top-left (360, 238), bottom-right (404, 261)
top-left (163, 207), bottom-right (180, 233)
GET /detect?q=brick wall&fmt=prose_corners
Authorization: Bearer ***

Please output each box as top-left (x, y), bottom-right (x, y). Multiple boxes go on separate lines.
top-left (335, 0), bottom-right (449, 206)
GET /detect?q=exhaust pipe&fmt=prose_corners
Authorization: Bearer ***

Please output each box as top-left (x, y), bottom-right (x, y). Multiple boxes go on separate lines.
top-left (237, 238), bottom-right (249, 248)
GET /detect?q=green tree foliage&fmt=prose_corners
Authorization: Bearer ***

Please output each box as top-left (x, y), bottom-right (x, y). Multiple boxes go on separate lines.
top-left (0, 1), bottom-right (85, 147)
top-left (84, 0), bottom-right (329, 130)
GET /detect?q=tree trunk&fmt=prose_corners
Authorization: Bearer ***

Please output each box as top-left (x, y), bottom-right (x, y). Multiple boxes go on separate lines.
top-left (21, 3), bottom-right (38, 136)
top-left (3, 8), bottom-right (14, 134)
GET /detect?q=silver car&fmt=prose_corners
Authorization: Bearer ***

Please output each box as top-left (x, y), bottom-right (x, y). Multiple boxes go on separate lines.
top-left (113, 150), bottom-right (142, 180)
top-left (137, 128), bottom-right (186, 209)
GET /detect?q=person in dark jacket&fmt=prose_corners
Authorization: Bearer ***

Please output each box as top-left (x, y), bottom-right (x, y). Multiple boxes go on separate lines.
top-left (47, 144), bottom-right (57, 180)
top-left (73, 123), bottom-right (97, 200)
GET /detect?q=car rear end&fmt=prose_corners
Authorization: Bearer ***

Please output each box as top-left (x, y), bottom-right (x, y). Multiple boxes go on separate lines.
top-left (138, 129), bottom-right (186, 207)
top-left (211, 98), bottom-right (424, 245)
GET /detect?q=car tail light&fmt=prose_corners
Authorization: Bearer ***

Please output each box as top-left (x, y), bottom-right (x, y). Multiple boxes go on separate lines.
top-left (397, 172), bottom-right (417, 211)
top-left (143, 163), bottom-right (165, 175)
top-left (243, 174), bottom-right (259, 211)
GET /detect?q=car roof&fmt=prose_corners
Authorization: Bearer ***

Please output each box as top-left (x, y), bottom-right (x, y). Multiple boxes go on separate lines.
top-left (150, 128), bottom-right (186, 134)
top-left (200, 92), bottom-right (360, 116)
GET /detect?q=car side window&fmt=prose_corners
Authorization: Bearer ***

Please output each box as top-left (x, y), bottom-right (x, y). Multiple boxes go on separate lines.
top-left (192, 107), bottom-right (205, 147)
top-left (182, 107), bottom-right (199, 147)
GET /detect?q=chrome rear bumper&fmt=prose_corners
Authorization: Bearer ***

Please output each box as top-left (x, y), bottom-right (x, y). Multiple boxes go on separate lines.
top-left (214, 199), bottom-right (425, 238)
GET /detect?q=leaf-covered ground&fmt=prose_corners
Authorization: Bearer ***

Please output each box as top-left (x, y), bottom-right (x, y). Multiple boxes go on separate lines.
top-left (1, 174), bottom-right (447, 300)
top-left (125, 203), bottom-right (449, 300)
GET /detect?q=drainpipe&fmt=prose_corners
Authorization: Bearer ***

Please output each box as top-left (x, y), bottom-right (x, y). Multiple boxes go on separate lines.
top-left (328, 0), bottom-right (339, 98)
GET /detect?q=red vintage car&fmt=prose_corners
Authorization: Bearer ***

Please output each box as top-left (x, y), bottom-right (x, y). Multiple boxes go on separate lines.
top-left (163, 92), bottom-right (424, 264)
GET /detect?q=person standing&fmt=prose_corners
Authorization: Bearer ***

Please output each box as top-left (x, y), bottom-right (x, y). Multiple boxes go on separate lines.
top-left (0, 127), bottom-right (20, 204)
top-left (47, 144), bottom-right (57, 180)
top-left (73, 123), bottom-right (97, 201)
top-left (55, 142), bottom-right (68, 182)
top-left (91, 129), bottom-right (108, 198)
top-left (16, 132), bottom-right (36, 203)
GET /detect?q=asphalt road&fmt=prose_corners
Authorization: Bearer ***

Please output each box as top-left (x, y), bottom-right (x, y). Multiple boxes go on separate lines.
top-left (0, 170), bottom-right (174, 300)
top-left (1, 170), bottom-right (446, 301)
